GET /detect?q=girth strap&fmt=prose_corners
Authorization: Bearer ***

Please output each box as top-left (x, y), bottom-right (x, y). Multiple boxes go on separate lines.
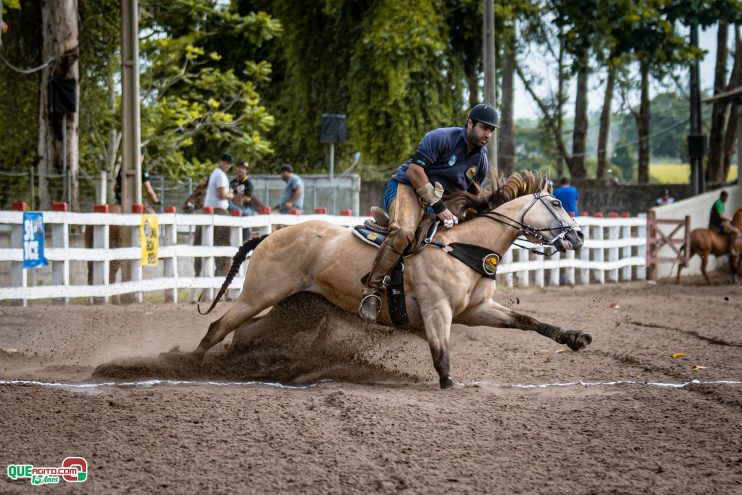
top-left (427, 241), bottom-right (501, 279)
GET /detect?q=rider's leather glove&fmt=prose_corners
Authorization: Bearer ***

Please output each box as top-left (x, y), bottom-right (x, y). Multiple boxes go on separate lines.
top-left (416, 182), bottom-right (444, 207)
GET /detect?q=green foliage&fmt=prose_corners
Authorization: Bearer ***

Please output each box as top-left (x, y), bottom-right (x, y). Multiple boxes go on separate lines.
top-left (0, 0), bottom-right (40, 173)
top-left (347, 0), bottom-right (460, 169)
top-left (139, 0), bottom-right (281, 180)
top-left (77, 0), bottom-right (121, 175)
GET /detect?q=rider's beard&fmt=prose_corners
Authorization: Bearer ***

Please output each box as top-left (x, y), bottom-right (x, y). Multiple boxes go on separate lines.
top-left (466, 127), bottom-right (483, 150)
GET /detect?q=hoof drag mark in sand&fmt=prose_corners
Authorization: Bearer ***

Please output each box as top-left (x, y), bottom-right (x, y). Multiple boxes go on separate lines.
top-left (94, 293), bottom-right (432, 386)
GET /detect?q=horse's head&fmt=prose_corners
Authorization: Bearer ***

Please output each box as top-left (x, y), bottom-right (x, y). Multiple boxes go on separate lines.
top-left (184, 178), bottom-right (208, 213)
top-left (503, 187), bottom-right (584, 253)
top-left (448, 171), bottom-right (583, 254)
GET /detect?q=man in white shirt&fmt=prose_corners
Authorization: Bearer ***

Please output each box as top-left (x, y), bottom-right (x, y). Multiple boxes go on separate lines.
top-left (204, 152), bottom-right (234, 212)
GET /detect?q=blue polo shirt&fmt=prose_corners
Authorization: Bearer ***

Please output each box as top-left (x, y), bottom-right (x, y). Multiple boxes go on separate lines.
top-left (390, 127), bottom-right (489, 194)
top-left (553, 185), bottom-right (579, 216)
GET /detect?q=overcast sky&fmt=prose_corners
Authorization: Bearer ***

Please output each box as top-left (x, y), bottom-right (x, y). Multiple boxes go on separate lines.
top-left (512, 25), bottom-right (728, 120)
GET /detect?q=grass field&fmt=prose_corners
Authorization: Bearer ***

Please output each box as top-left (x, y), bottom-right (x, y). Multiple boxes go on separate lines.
top-left (650, 162), bottom-right (738, 184)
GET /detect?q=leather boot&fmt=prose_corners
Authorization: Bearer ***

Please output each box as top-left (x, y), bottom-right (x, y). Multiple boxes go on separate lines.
top-left (359, 241), bottom-right (403, 322)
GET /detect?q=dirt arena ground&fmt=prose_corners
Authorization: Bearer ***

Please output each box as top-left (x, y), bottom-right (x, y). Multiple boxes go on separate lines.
top-left (1, 274), bottom-right (741, 494)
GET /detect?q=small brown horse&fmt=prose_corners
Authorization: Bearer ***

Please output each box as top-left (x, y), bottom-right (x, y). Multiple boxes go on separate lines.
top-left (677, 208), bottom-right (742, 284)
top-left (189, 172), bottom-right (591, 389)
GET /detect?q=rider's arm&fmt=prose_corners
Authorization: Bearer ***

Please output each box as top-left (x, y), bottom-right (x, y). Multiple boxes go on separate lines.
top-left (406, 163), bottom-right (454, 220)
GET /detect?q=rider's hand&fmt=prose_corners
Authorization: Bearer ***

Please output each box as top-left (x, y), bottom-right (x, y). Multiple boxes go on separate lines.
top-left (437, 209), bottom-right (458, 229)
top-left (284, 202), bottom-right (293, 209)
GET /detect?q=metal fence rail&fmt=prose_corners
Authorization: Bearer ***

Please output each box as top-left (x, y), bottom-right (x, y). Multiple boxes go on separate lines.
top-left (0, 211), bottom-right (647, 305)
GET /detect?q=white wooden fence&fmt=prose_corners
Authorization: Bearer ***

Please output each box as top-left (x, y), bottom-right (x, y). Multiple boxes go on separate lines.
top-left (0, 210), bottom-right (646, 305)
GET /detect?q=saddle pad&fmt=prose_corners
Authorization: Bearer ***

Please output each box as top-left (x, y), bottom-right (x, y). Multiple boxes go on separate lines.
top-left (352, 225), bottom-right (386, 248)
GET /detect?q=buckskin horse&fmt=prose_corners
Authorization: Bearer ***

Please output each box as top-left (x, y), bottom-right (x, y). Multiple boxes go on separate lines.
top-left (676, 208), bottom-right (742, 285)
top-left (189, 172), bottom-right (590, 389)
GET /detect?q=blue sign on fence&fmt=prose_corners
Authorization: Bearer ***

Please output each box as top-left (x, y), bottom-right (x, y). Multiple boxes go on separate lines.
top-left (22, 212), bottom-right (48, 269)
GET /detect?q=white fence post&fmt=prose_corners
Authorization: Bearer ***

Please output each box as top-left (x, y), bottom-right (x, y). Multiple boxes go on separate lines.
top-left (130, 216), bottom-right (144, 304)
top-left (534, 250), bottom-right (545, 288)
top-left (10, 212), bottom-right (27, 307)
top-left (163, 211), bottom-right (178, 303)
top-left (621, 224), bottom-right (632, 281)
top-left (591, 223), bottom-right (605, 284)
top-left (607, 220), bottom-right (619, 282)
top-left (203, 214), bottom-right (215, 302)
top-left (636, 222), bottom-right (647, 280)
top-left (516, 247), bottom-right (529, 288)
top-left (51, 209), bottom-right (69, 305)
top-left (548, 252), bottom-right (560, 286)
top-left (578, 222), bottom-right (590, 285)
top-left (564, 250), bottom-right (575, 286)
top-left (500, 249), bottom-right (513, 288)
top-left (92, 213), bottom-right (110, 304)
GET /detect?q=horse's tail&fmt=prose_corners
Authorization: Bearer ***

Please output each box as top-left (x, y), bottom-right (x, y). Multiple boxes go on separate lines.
top-left (198, 234), bottom-right (270, 315)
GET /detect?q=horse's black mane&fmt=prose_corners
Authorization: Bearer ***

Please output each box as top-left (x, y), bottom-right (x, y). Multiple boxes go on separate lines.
top-left (444, 171), bottom-right (548, 222)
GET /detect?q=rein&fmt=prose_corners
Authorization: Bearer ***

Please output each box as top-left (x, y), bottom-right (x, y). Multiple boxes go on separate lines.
top-left (476, 193), bottom-right (575, 257)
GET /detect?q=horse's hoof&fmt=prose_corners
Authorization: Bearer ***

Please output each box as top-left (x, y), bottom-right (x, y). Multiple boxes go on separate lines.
top-left (439, 376), bottom-right (454, 389)
top-left (567, 331), bottom-right (592, 351)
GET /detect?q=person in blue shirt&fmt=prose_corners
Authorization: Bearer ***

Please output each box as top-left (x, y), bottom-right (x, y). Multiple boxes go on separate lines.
top-left (359, 103), bottom-right (498, 322)
top-left (277, 164), bottom-right (304, 214)
top-left (553, 177), bottom-right (579, 217)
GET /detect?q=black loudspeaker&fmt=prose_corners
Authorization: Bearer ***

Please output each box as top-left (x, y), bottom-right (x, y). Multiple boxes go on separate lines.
top-left (320, 113), bottom-right (347, 143)
top-left (687, 134), bottom-right (707, 158)
top-left (50, 78), bottom-right (77, 114)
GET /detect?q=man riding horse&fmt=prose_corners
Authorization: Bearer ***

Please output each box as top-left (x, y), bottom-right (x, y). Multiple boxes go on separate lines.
top-left (709, 190), bottom-right (740, 255)
top-left (359, 103), bottom-right (498, 322)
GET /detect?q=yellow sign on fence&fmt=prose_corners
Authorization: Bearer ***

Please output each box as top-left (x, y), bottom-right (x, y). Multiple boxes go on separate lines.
top-left (140, 215), bottom-right (159, 266)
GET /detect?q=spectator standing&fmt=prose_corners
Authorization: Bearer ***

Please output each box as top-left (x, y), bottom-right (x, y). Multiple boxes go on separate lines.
top-left (114, 146), bottom-right (160, 213)
top-left (655, 189), bottom-right (675, 206)
top-left (229, 160), bottom-right (256, 215)
top-left (204, 152), bottom-right (234, 214)
top-left (278, 164), bottom-right (304, 214)
top-left (553, 177), bottom-right (579, 217)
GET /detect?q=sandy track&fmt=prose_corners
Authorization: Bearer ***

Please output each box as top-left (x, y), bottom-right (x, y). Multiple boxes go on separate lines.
top-left (1, 276), bottom-right (741, 493)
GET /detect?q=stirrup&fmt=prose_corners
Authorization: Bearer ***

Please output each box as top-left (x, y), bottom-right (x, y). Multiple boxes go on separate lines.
top-left (359, 293), bottom-right (382, 322)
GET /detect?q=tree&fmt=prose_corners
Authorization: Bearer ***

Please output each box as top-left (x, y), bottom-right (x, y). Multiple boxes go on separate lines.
top-left (37, 0), bottom-right (80, 210)
top-left (0, 0), bottom-right (39, 208)
top-left (133, 1), bottom-right (280, 182)
top-left (663, 0), bottom-right (742, 184)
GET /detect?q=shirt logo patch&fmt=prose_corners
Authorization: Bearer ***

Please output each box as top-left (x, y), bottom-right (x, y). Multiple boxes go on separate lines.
top-left (448, 154), bottom-right (457, 166)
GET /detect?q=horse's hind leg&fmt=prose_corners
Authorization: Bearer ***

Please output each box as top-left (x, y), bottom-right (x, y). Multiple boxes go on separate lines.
top-left (191, 302), bottom-right (263, 361)
top-left (456, 300), bottom-right (592, 351)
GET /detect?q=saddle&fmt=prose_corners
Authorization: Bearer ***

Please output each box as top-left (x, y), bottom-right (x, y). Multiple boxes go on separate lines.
top-left (353, 206), bottom-right (437, 256)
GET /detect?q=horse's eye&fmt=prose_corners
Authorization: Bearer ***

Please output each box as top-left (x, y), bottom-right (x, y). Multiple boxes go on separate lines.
top-left (552, 200), bottom-right (562, 208)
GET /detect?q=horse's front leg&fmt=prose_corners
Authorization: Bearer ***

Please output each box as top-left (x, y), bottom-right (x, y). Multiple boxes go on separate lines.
top-left (455, 300), bottom-right (592, 351)
top-left (421, 303), bottom-right (455, 389)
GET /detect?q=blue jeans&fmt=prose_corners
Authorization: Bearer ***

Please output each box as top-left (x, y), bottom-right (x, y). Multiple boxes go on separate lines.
top-left (384, 180), bottom-right (434, 214)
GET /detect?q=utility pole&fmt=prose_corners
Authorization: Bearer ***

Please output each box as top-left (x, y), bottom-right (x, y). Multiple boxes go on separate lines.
top-left (121, 0), bottom-right (142, 212)
top-left (483, 0), bottom-right (498, 185)
top-left (688, 24), bottom-right (706, 195)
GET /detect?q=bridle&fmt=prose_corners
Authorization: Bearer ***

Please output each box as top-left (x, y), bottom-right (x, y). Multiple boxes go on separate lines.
top-left (477, 192), bottom-right (577, 256)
